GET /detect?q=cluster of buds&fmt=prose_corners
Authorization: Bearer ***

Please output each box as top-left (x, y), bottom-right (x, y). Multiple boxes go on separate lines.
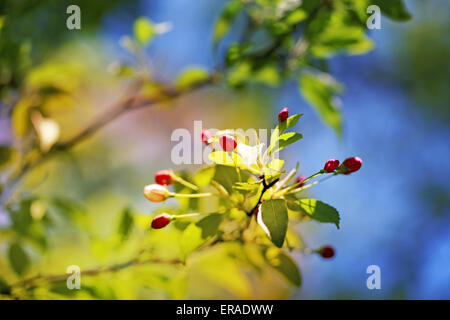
top-left (322, 157), bottom-right (363, 174)
top-left (144, 105), bottom-right (362, 266)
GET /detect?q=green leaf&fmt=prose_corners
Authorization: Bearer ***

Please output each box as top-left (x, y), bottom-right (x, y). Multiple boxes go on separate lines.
top-left (180, 224), bottom-right (203, 263)
top-left (278, 114), bottom-right (302, 135)
top-left (372, 0), bottom-right (412, 21)
top-left (213, 165), bottom-right (241, 194)
top-left (175, 67), bottom-right (210, 91)
top-left (133, 17), bottom-right (155, 45)
top-left (193, 166), bottom-right (216, 186)
top-left (277, 132), bottom-right (302, 152)
top-left (268, 114), bottom-right (303, 154)
top-left (270, 132), bottom-right (303, 155)
top-left (297, 199), bottom-right (340, 228)
top-left (268, 159), bottom-right (284, 172)
top-left (8, 243), bottom-right (30, 276)
top-left (180, 214), bottom-right (222, 263)
top-left (196, 213), bottom-right (223, 238)
top-left (118, 207), bottom-right (134, 240)
top-left (258, 199), bottom-right (288, 248)
top-left (11, 199), bottom-right (33, 235)
top-left (265, 248), bottom-right (301, 287)
top-left (213, 0), bottom-right (243, 46)
top-left (0, 146), bottom-right (13, 167)
top-left (299, 71), bottom-right (343, 135)
top-left (209, 151), bottom-right (245, 167)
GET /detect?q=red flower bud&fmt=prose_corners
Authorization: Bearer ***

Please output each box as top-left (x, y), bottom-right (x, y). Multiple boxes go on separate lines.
top-left (318, 245), bottom-right (335, 259)
top-left (143, 184), bottom-right (170, 202)
top-left (151, 213), bottom-right (171, 229)
top-left (278, 107), bottom-right (289, 122)
top-left (295, 175), bottom-right (306, 187)
top-left (155, 169), bottom-right (172, 185)
top-left (220, 135), bottom-right (237, 152)
top-left (324, 159), bottom-right (340, 173)
top-left (201, 129), bottom-right (213, 145)
top-left (341, 157), bottom-right (362, 174)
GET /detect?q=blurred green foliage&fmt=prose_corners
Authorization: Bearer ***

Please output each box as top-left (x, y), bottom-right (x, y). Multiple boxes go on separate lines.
top-left (0, 0), bottom-right (411, 299)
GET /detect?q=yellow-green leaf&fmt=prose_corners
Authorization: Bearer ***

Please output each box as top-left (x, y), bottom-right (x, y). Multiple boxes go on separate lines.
top-left (133, 17), bottom-right (155, 45)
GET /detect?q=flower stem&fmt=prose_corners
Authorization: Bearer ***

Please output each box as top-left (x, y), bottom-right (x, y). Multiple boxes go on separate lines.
top-left (173, 192), bottom-right (212, 198)
top-left (171, 174), bottom-right (199, 191)
top-left (171, 213), bottom-right (201, 219)
top-left (285, 173), bottom-right (338, 195)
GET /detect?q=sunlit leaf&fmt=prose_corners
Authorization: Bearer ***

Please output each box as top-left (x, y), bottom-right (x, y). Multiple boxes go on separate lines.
top-left (209, 151), bottom-right (245, 168)
top-left (295, 199), bottom-right (340, 228)
top-left (193, 166), bottom-right (216, 186)
top-left (133, 17), bottom-right (155, 45)
top-left (268, 159), bottom-right (284, 172)
top-left (270, 132), bottom-right (302, 155)
top-left (175, 67), bottom-right (210, 91)
top-left (180, 214), bottom-right (222, 263)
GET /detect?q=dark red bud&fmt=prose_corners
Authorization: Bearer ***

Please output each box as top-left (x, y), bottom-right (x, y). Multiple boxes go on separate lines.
top-left (341, 157), bottom-right (362, 174)
top-left (155, 170), bottom-right (172, 185)
top-left (220, 135), bottom-right (237, 152)
top-left (324, 159), bottom-right (340, 173)
top-left (151, 213), bottom-right (171, 229)
top-left (278, 107), bottom-right (289, 122)
top-left (318, 245), bottom-right (335, 259)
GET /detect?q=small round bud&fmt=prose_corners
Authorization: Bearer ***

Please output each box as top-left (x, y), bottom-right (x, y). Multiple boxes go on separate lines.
top-left (317, 245), bottom-right (335, 259)
top-left (220, 135), bottom-right (237, 152)
top-left (295, 175), bottom-right (306, 187)
top-left (201, 129), bottom-right (213, 145)
top-left (143, 184), bottom-right (170, 202)
top-left (151, 213), bottom-right (171, 229)
top-left (155, 170), bottom-right (172, 185)
top-left (324, 159), bottom-right (340, 173)
top-left (341, 157), bottom-right (362, 174)
top-left (278, 107), bottom-right (289, 122)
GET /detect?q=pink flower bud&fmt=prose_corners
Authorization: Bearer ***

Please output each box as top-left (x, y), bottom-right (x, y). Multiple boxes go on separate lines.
top-left (220, 135), bottom-right (237, 152)
top-left (201, 129), bottom-right (213, 145)
top-left (151, 213), bottom-right (171, 229)
top-left (143, 184), bottom-right (170, 202)
top-left (324, 159), bottom-right (340, 173)
top-left (278, 107), bottom-right (289, 122)
top-left (155, 170), bottom-right (172, 185)
top-left (295, 175), bottom-right (306, 187)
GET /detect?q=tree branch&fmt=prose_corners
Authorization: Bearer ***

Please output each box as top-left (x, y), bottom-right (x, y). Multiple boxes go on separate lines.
top-left (11, 256), bottom-right (182, 291)
top-left (2, 76), bottom-right (217, 204)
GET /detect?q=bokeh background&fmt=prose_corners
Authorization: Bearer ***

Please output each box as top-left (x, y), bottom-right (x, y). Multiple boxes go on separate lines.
top-left (0, 0), bottom-right (449, 299)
